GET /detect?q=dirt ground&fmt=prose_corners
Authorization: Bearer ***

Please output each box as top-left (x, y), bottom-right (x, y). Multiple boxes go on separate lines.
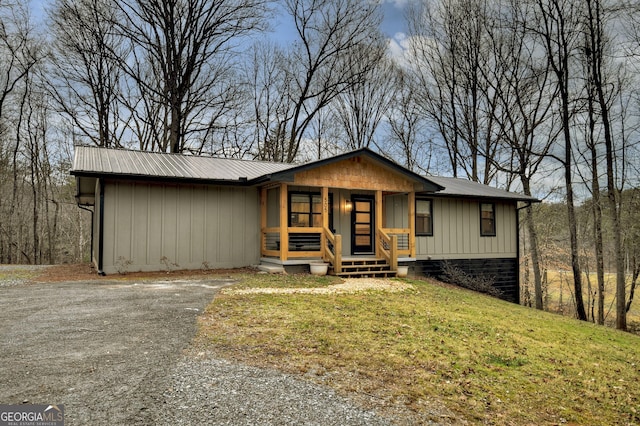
top-left (34, 262), bottom-right (251, 283)
top-left (0, 265), bottom-right (235, 425)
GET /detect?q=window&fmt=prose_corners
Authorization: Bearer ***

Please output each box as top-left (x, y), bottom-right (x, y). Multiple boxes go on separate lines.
top-left (289, 193), bottom-right (322, 227)
top-left (480, 203), bottom-right (496, 236)
top-left (416, 198), bottom-right (433, 236)
top-left (289, 192), bottom-right (334, 228)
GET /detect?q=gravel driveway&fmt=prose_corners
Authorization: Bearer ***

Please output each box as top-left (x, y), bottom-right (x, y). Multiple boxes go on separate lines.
top-left (0, 272), bottom-right (393, 425)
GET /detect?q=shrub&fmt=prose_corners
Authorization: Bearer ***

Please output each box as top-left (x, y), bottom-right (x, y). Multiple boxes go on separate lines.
top-left (441, 261), bottom-right (502, 298)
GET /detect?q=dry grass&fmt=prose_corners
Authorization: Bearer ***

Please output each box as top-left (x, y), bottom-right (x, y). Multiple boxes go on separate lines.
top-left (199, 274), bottom-right (640, 425)
top-left (530, 270), bottom-right (640, 329)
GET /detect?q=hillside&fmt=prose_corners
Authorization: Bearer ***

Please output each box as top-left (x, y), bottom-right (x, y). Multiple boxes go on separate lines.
top-left (200, 274), bottom-right (640, 425)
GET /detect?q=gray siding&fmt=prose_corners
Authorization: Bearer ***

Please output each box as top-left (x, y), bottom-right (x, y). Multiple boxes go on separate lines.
top-left (266, 187), bottom-right (280, 228)
top-left (384, 194), bottom-right (408, 228)
top-left (100, 180), bottom-right (260, 274)
top-left (412, 198), bottom-right (517, 259)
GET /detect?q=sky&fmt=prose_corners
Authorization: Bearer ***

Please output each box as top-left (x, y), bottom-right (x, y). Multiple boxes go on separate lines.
top-left (380, 0), bottom-right (410, 38)
top-left (28, 0), bottom-right (410, 45)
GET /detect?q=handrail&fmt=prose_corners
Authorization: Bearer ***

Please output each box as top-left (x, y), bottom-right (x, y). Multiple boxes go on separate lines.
top-left (288, 226), bottom-right (323, 233)
top-left (378, 228), bottom-right (398, 271)
top-left (261, 225), bottom-right (341, 269)
top-left (382, 227), bottom-right (410, 255)
top-left (323, 226), bottom-right (342, 273)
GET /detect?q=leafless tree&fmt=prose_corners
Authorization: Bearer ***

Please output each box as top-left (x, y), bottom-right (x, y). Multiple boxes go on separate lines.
top-left (48, 0), bottom-right (128, 148)
top-left (534, 0), bottom-right (588, 320)
top-left (0, 2), bottom-right (42, 263)
top-left (113, 0), bottom-right (268, 153)
top-left (483, 0), bottom-right (558, 310)
top-left (383, 69), bottom-right (438, 174)
top-left (330, 41), bottom-right (393, 150)
top-left (407, 0), bottom-right (500, 184)
top-left (583, 0), bottom-right (628, 330)
top-left (582, 73), bottom-right (607, 324)
top-left (246, 41), bottom-right (295, 161)
top-left (622, 189), bottom-right (640, 315)
top-left (0, 3), bottom-right (90, 266)
top-left (307, 107), bottom-right (342, 161)
top-left (0, 3), bottom-right (39, 125)
top-left (277, 0), bottom-right (383, 162)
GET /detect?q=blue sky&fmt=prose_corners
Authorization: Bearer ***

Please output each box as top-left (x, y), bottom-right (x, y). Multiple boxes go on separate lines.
top-left (29, 0), bottom-right (409, 40)
top-left (266, 0), bottom-right (411, 60)
top-left (379, 0), bottom-right (409, 37)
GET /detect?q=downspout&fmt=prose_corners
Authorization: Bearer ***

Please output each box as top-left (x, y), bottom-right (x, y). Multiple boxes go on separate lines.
top-left (97, 178), bottom-right (105, 275)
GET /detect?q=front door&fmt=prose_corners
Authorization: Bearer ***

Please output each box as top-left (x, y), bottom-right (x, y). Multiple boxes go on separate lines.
top-left (351, 196), bottom-right (375, 254)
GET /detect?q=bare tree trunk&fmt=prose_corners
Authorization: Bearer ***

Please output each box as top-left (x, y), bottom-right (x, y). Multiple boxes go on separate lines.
top-left (586, 84), bottom-right (606, 325)
top-left (585, 0), bottom-right (626, 330)
top-left (522, 177), bottom-right (544, 310)
top-left (536, 0), bottom-right (587, 320)
top-left (31, 146), bottom-right (39, 264)
top-left (565, 120), bottom-right (587, 321)
top-left (626, 263), bottom-right (638, 314)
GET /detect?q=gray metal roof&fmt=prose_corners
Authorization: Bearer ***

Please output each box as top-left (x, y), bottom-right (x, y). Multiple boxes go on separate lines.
top-left (425, 176), bottom-right (538, 202)
top-left (71, 145), bottom-right (295, 182)
top-left (70, 146), bottom-right (538, 202)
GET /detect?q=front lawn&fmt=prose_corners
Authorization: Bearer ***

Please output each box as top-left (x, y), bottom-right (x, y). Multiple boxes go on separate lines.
top-left (198, 274), bottom-right (640, 425)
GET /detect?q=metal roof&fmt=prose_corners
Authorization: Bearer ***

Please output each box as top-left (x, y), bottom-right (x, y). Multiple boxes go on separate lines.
top-left (71, 145), bottom-right (295, 183)
top-left (70, 146), bottom-right (538, 202)
top-left (425, 176), bottom-right (539, 202)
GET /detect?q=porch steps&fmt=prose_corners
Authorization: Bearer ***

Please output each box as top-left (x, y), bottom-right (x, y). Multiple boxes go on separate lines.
top-left (330, 258), bottom-right (397, 278)
top-left (257, 263), bottom-right (286, 274)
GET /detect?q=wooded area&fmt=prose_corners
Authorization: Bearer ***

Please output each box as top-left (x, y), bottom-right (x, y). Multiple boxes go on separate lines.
top-left (1, 0), bottom-right (640, 330)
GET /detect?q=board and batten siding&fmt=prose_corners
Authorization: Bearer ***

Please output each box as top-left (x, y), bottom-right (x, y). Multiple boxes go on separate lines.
top-left (386, 196), bottom-right (518, 259)
top-left (100, 180), bottom-right (260, 274)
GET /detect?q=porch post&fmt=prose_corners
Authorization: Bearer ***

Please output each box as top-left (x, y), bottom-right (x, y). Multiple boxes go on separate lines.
top-left (375, 190), bottom-right (383, 257)
top-left (408, 191), bottom-right (416, 257)
top-left (321, 186), bottom-right (329, 261)
top-left (280, 183), bottom-right (288, 261)
top-left (321, 186), bottom-right (329, 229)
top-left (260, 186), bottom-right (267, 257)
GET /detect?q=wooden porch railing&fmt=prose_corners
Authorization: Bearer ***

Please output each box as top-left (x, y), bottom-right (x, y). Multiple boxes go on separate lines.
top-left (382, 228), bottom-right (411, 256)
top-left (261, 227), bottom-right (280, 257)
top-left (378, 228), bottom-right (399, 272)
top-left (261, 226), bottom-right (339, 267)
top-left (261, 227), bottom-right (323, 256)
top-left (322, 226), bottom-right (342, 273)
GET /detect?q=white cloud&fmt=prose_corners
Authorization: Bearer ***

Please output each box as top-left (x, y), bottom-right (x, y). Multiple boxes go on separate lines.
top-left (378, 0), bottom-right (415, 8)
top-left (387, 32), bottom-right (409, 63)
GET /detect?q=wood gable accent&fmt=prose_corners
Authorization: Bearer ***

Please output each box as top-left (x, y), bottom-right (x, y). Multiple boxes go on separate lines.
top-left (291, 156), bottom-right (417, 191)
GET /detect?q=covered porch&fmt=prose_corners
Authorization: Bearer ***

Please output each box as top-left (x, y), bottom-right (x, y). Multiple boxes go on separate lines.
top-left (256, 150), bottom-right (442, 276)
top-left (259, 183), bottom-right (417, 275)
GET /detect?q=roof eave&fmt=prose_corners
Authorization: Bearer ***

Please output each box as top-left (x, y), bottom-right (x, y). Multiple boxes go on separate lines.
top-left (70, 170), bottom-right (253, 186)
top-left (424, 192), bottom-right (540, 203)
